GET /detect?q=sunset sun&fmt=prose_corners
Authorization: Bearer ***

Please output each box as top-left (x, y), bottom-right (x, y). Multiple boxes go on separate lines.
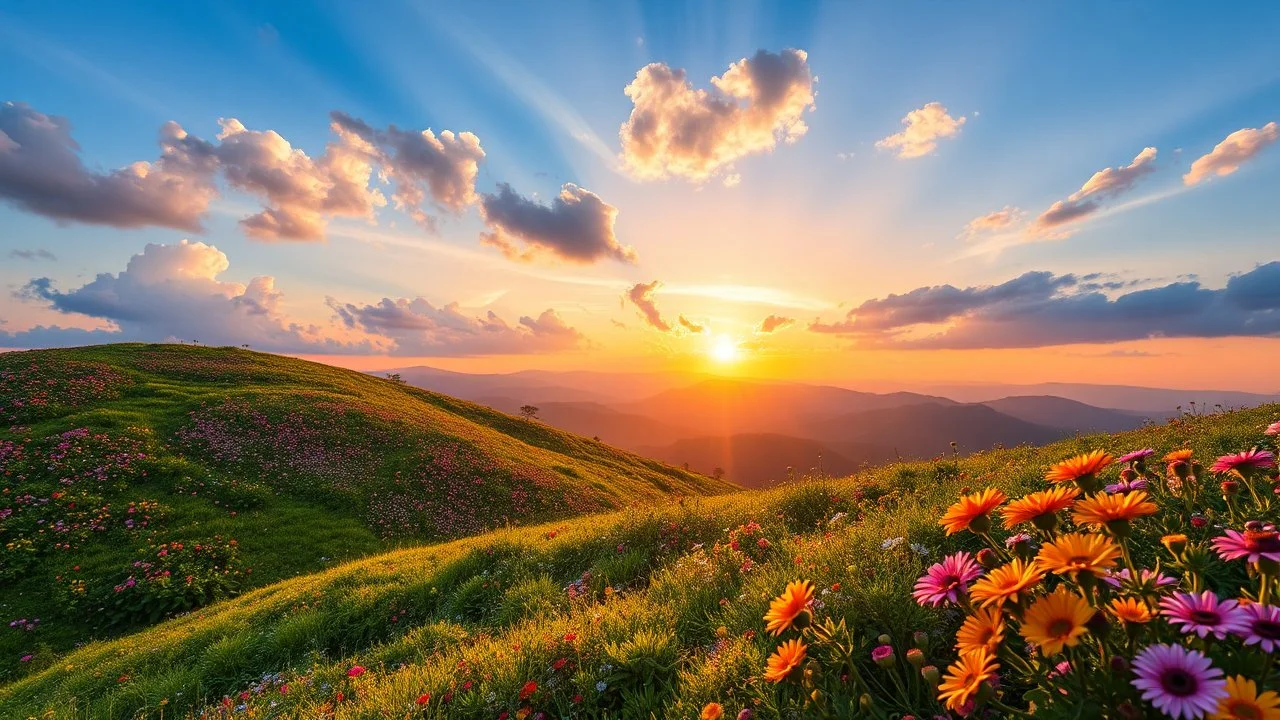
top-left (710, 334), bottom-right (741, 363)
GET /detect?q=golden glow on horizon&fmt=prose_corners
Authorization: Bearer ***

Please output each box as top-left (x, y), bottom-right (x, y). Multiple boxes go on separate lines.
top-left (710, 334), bottom-right (741, 363)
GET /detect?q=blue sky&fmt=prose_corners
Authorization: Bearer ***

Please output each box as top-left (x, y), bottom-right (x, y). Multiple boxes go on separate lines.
top-left (2, 1), bottom-right (1279, 387)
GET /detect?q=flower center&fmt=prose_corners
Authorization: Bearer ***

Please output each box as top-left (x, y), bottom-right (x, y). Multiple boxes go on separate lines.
top-left (1160, 669), bottom-right (1198, 697)
top-left (1253, 619), bottom-right (1280, 640)
top-left (1189, 610), bottom-right (1221, 626)
top-left (1047, 618), bottom-right (1074, 637)
top-left (1226, 699), bottom-right (1263, 720)
top-left (1244, 531), bottom-right (1280, 553)
top-left (1068, 555), bottom-right (1091, 567)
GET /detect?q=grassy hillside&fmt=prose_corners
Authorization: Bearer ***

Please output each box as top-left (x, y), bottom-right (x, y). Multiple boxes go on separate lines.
top-left (4, 397), bottom-right (1275, 719)
top-left (0, 344), bottom-right (732, 682)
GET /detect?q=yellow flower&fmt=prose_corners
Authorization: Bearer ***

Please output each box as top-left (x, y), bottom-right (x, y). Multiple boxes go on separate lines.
top-left (701, 702), bottom-right (725, 720)
top-left (939, 488), bottom-right (1007, 535)
top-left (955, 607), bottom-right (1006, 656)
top-left (1108, 597), bottom-right (1153, 624)
top-left (1001, 486), bottom-right (1079, 530)
top-left (1212, 676), bottom-right (1280, 720)
top-left (763, 580), bottom-right (813, 636)
top-left (1046, 450), bottom-right (1114, 483)
top-left (969, 558), bottom-right (1044, 608)
top-left (764, 639), bottom-right (807, 683)
top-left (1036, 532), bottom-right (1121, 577)
top-left (1020, 586), bottom-right (1093, 655)
top-left (937, 647), bottom-right (999, 711)
top-left (1072, 491), bottom-right (1158, 528)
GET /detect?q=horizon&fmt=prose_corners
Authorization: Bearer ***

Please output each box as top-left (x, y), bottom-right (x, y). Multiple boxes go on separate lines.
top-left (2, 2), bottom-right (1279, 389)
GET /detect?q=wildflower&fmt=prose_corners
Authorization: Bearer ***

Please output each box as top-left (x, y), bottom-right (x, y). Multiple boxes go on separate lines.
top-left (1160, 592), bottom-right (1249, 639)
top-left (1117, 448), bottom-right (1156, 465)
top-left (1046, 450), bottom-right (1114, 486)
top-left (415, 693), bottom-right (431, 705)
top-left (955, 607), bottom-right (1005, 656)
top-left (346, 666), bottom-right (366, 678)
top-left (871, 644), bottom-right (895, 668)
top-left (939, 488), bottom-right (1007, 535)
top-left (1234, 603), bottom-right (1280, 653)
top-left (1164, 534), bottom-right (1189, 556)
top-left (1212, 676), bottom-right (1280, 720)
top-left (595, 681), bottom-right (607, 692)
top-left (1072, 490), bottom-right (1158, 534)
top-left (910, 543), bottom-right (930, 557)
top-left (937, 647), bottom-right (999, 712)
top-left (1210, 449), bottom-right (1276, 474)
top-left (968, 558), bottom-right (1044, 609)
top-left (1109, 597), bottom-right (1154, 624)
top-left (1265, 421), bottom-right (1280, 436)
top-left (764, 580), bottom-right (813, 635)
top-left (1165, 449), bottom-right (1195, 464)
top-left (882, 536), bottom-right (905, 549)
top-left (912, 552), bottom-right (983, 607)
top-left (1212, 527), bottom-right (1280, 565)
top-left (1107, 473), bottom-right (1150, 494)
top-left (1000, 486), bottom-right (1078, 530)
top-left (701, 702), bottom-right (724, 720)
top-left (519, 681), bottom-right (537, 700)
top-left (906, 648), bottom-right (925, 667)
top-left (737, 710), bottom-right (754, 720)
top-left (1036, 532), bottom-right (1121, 578)
top-left (1132, 644), bottom-right (1226, 720)
top-left (764, 639), bottom-right (806, 683)
top-left (1103, 568), bottom-right (1179, 594)
top-left (1020, 586), bottom-right (1093, 655)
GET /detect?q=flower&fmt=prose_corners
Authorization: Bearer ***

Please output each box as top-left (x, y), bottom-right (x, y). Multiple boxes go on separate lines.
top-left (764, 639), bottom-right (806, 683)
top-left (415, 693), bottom-right (431, 705)
top-left (1210, 449), bottom-right (1276, 473)
top-left (1020, 586), bottom-right (1093, 655)
top-left (882, 536), bottom-right (905, 549)
top-left (1106, 475), bottom-right (1150, 494)
top-left (1212, 528), bottom-right (1280, 564)
top-left (1036, 532), bottom-right (1121, 578)
top-left (1046, 450), bottom-right (1114, 483)
top-left (701, 702), bottom-right (725, 720)
top-left (1117, 448), bottom-right (1156, 464)
top-left (1103, 567), bottom-right (1179, 592)
top-left (1165, 449), bottom-right (1195, 463)
top-left (955, 607), bottom-right (1006, 656)
top-left (1234, 602), bottom-right (1280, 653)
top-left (937, 648), bottom-right (999, 712)
top-left (912, 552), bottom-right (983, 607)
top-left (764, 580), bottom-right (814, 636)
top-left (1212, 676), bottom-right (1280, 720)
top-left (1132, 644), bottom-right (1226, 720)
top-left (939, 488), bottom-right (1007, 535)
top-left (1160, 592), bottom-right (1249, 639)
top-left (871, 644), bottom-right (895, 667)
top-left (519, 681), bottom-right (537, 700)
top-left (1265, 421), bottom-right (1280, 436)
top-left (968, 558), bottom-right (1044, 608)
top-left (1109, 597), bottom-right (1154, 624)
top-left (1072, 490), bottom-right (1158, 529)
top-left (1000, 486), bottom-right (1079, 530)
top-left (346, 666), bottom-right (366, 678)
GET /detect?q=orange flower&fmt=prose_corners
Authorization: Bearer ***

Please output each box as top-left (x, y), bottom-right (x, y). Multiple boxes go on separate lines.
top-left (1164, 449), bottom-right (1194, 464)
top-left (1109, 597), bottom-right (1153, 624)
top-left (1046, 450), bottom-right (1114, 483)
top-left (955, 607), bottom-right (1006, 656)
top-left (1072, 491), bottom-right (1158, 529)
top-left (763, 580), bottom-right (813, 636)
top-left (1001, 486), bottom-right (1079, 530)
top-left (701, 702), bottom-right (724, 720)
top-left (764, 638), bottom-right (807, 683)
top-left (939, 488), bottom-right (1007, 535)
top-left (1036, 532), bottom-right (1121, 577)
top-left (1212, 676), bottom-right (1280, 720)
top-left (1020, 586), bottom-right (1093, 655)
top-left (969, 558), bottom-right (1044, 608)
top-left (937, 647), bottom-right (999, 711)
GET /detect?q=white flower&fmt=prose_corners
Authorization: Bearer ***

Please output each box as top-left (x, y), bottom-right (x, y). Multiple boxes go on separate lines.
top-left (910, 543), bottom-right (930, 556)
top-left (881, 536), bottom-right (905, 550)
top-left (829, 512), bottom-right (847, 525)
top-left (596, 680), bottom-right (609, 692)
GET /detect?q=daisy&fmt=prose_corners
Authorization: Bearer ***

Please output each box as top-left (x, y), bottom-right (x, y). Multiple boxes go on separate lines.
top-left (764, 639), bottom-right (806, 683)
top-left (1046, 450), bottom-right (1114, 485)
top-left (1234, 602), bottom-right (1280, 653)
top-left (1212, 527), bottom-right (1280, 565)
top-left (939, 488), bottom-right (1007, 535)
top-left (1000, 486), bottom-right (1078, 530)
top-left (955, 607), bottom-right (1006, 656)
top-left (1106, 475), bottom-right (1150, 494)
top-left (1020, 586), bottom-right (1093, 655)
top-left (1266, 421), bottom-right (1280, 436)
top-left (764, 581), bottom-right (813, 636)
top-left (1160, 591), bottom-right (1249, 639)
top-left (1072, 490), bottom-right (1158, 531)
top-left (1165, 449), bottom-right (1195, 464)
top-left (1109, 597), bottom-right (1154, 624)
top-left (938, 648), bottom-right (999, 712)
top-left (1036, 532), bottom-right (1121, 578)
top-left (969, 558), bottom-right (1044, 609)
top-left (912, 552), bottom-right (983, 607)
top-left (1104, 567), bottom-right (1179, 592)
top-left (701, 703), bottom-right (724, 720)
top-left (1117, 448), bottom-right (1156, 465)
top-left (1132, 644), bottom-right (1226, 720)
top-left (1212, 676), bottom-right (1280, 720)
top-left (1210, 449), bottom-right (1276, 474)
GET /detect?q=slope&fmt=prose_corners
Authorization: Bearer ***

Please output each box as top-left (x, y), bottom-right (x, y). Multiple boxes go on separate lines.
top-left (982, 394), bottom-right (1153, 433)
top-left (635, 433), bottom-right (889, 488)
top-left (804, 402), bottom-right (1066, 458)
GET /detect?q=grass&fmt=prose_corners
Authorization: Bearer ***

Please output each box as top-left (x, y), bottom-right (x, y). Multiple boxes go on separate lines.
top-left (0, 344), bottom-right (733, 683)
top-left (3, 389), bottom-right (1275, 718)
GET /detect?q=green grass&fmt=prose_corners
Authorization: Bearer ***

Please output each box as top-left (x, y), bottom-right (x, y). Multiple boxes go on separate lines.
top-left (3, 390), bottom-right (1275, 718)
top-left (0, 344), bottom-right (733, 683)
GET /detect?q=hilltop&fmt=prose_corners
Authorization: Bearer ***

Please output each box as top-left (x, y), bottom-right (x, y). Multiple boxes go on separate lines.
top-left (0, 344), bottom-right (732, 681)
top-left (4, 395), bottom-right (1276, 718)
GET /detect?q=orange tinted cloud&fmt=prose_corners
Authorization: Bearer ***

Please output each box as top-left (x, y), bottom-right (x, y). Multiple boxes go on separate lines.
top-left (1183, 122), bottom-right (1279, 185)
top-left (875, 102), bottom-right (966, 159)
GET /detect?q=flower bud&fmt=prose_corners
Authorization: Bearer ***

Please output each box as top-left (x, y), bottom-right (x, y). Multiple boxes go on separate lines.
top-left (736, 711), bottom-right (753, 720)
top-left (906, 648), bottom-right (925, 668)
top-left (877, 633), bottom-right (892, 645)
top-left (921, 665), bottom-right (941, 688)
top-left (977, 548), bottom-right (1000, 569)
top-left (1161, 534), bottom-right (1187, 556)
top-left (1221, 479), bottom-right (1240, 496)
top-left (872, 645), bottom-right (896, 668)
top-left (858, 694), bottom-right (872, 712)
top-left (1191, 514), bottom-right (1208, 529)
top-left (912, 630), bottom-right (930, 651)
top-left (1110, 656), bottom-right (1130, 674)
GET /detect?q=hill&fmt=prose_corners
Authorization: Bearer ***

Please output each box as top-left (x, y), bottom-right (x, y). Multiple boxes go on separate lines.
top-left (804, 402), bottom-right (1065, 457)
top-left (0, 344), bottom-right (732, 681)
top-left (5, 394), bottom-right (1276, 718)
top-left (923, 381), bottom-right (1280, 414)
top-left (635, 433), bottom-right (887, 487)
top-left (980, 394), bottom-right (1151, 433)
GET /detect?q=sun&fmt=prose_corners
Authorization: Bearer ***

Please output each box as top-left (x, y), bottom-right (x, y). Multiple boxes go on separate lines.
top-left (710, 334), bottom-right (741, 363)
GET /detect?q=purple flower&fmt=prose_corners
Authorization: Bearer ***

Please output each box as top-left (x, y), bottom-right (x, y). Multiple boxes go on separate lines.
top-left (1131, 644), bottom-right (1226, 720)
top-left (1004, 532), bottom-right (1034, 549)
top-left (1235, 602), bottom-right (1280, 653)
top-left (1159, 591), bottom-right (1249, 639)
top-left (1209, 449), bottom-right (1276, 473)
top-left (1211, 527), bottom-right (1280, 564)
top-left (1117, 448), bottom-right (1155, 464)
top-left (1105, 476), bottom-right (1150, 494)
top-left (911, 551), bottom-right (983, 607)
top-left (1104, 568), bottom-right (1178, 592)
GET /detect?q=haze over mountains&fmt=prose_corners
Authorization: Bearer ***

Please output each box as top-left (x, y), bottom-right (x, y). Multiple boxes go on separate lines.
top-left (381, 367), bottom-right (1279, 487)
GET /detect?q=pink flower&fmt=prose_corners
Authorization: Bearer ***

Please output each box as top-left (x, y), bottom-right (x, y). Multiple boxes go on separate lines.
top-left (1131, 644), bottom-right (1226, 720)
top-left (1266, 421), bottom-right (1280, 436)
top-left (1235, 603), bottom-right (1280, 653)
top-left (1209, 448), bottom-right (1276, 473)
top-left (871, 645), bottom-right (894, 663)
top-left (1116, 448), bottom-right (1155, 464)
top-left (1212, 526), bottom-right (1280, 564)
top-left (1159, 591), bottom-right (1249, 639)
top-left (911, 551), bottom-right (982, 607)
top-left (347, 666), bottom-right (366, 678)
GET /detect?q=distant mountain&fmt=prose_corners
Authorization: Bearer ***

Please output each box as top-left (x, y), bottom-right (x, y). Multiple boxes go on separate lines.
top-left (919, 382), bottom-right (1280, 415)
top-left (635, 433), bottom-right (889, 488)
top-left (382, 366), bottom-right (695, 404)
top-left (805, 402), bottom-right (1065, 458)
top-left (982, 395), bottom-right (1152, 433)
top-left (524, 402), bottom-right (697, 448)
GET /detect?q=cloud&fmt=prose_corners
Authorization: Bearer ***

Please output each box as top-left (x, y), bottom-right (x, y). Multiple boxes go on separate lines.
top-left (0, 101), bottom-right (219, 231)
top-left (327, 297), bottom-right (582, 356)
top-left (3, 240), bottom-right (368, 352)
top-left (809, 262), bottom-right (1280, 349)
top-left (478, 182), bottom-right (637, 264)
top-left (875, 102), bottom-right (966, 159)
top-left (756, 314), bottom-right (795, 333)
top-left (618, 48), bottom-right (816, 182)
top-left (677, 315), bottom-right (706, 334)
top-left (1183, 122), bottom-right (1279, 186)
top-left (625, 280), bottom-right (671, 331)
top-left (1030, 147), bottom-right (1157, 235)
top-left (959, 206), bottom-right (1022, 240)
top-left (8, 248), bottom-right (56, 261)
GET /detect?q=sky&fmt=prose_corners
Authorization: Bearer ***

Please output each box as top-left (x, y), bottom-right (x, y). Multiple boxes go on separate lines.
top-left (2, 1), bottom-right (1279, 390)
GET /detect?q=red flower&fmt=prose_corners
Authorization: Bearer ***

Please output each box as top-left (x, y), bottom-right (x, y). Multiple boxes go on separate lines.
top-left (462, 680), bottom-right (473, 690)
top-left (347, 666), bottom-right (367, 677)
top-left (519, 680), bottom-right (538, 700)
top-left (563, 632), bottom-right (577, 642)
top-left (553, 657), bottom-right (569, 670)
top-left (573, 694), bottom-right (583, 703)
top-left (415, 693), bottom-right (431, 705)
top-left (443, 691), bottom-right (453, 703)
top-left (498, 713), bottom-right (510, 720)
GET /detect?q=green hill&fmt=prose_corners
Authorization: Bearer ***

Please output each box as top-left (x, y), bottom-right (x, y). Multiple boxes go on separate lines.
top-left (0, 344), bottom-right (733, 682)
top-left (3, 387), bottom-right (1275, 719)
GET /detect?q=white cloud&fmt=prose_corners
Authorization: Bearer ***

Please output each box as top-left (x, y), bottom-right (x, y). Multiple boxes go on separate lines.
top-left (875, 102), bottom-right (966, 159)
